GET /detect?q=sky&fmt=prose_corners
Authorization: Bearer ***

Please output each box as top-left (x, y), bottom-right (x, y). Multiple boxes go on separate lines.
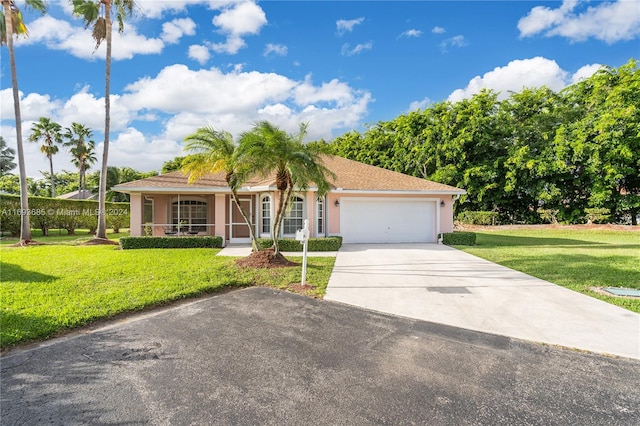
top-left (1, 0), bottom-right (639, 179)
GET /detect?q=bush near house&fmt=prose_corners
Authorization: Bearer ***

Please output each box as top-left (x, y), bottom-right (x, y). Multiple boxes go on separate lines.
top-left (441, 232), bottom-right (476, 246)
top-left (119, 236), bottom-right (223, 249)
top-left (457, 211), bottom-right (498, 226)
top-left (0, 194), bottom-right (129, 235)
top-left (257, 236), bottom-right (343, 251)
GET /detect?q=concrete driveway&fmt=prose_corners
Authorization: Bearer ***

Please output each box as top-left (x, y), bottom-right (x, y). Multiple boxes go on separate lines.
top-left (2, 288), bottom-right (639, 425)
top-left (325, 244), bottom-right (640, 359)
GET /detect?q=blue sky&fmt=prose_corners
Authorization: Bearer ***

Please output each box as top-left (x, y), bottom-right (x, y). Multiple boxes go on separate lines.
top-left (1, 0), bottom-right (638, 179)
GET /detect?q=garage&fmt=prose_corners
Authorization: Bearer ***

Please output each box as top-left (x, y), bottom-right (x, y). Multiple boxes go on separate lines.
top-left (339, 198), bottom-right (437, 243)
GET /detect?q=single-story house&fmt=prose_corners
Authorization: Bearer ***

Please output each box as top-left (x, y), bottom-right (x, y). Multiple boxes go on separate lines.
top-left (113, 155), bottom-right (466, 245)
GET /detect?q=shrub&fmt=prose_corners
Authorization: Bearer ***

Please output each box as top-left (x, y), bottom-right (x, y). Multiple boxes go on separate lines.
top-left (441, 232), bottom-right (476, 246)
top-left (120, 236), bottom-right (223, 250)
top-left (538, 209), bottom-right (559, 224)
top-left (457, 211), bottom-right (498, 225)
top-left (257, 236), bottom-right (342, 251)
top-left (584, 208), bottom-right (611, 224)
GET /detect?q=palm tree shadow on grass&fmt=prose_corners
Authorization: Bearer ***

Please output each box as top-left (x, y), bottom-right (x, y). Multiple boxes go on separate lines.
top-left (0, 262), bottom-right (57, 283)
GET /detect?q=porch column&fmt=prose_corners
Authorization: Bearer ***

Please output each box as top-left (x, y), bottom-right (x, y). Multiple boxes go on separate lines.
top-left (129, 193), bottom-right (142, 236)
top-left (306, 191), bottom-right (315, 238)
top-left (214, 194), bottom-right (226, 245)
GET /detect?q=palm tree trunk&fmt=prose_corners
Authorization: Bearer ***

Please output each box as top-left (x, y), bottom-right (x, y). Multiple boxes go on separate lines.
top-left (271, 184), bottom-right (294, 256)
top-left (95, 1), bottom-right (112, 239)
top-left (49, 155), bottom-right (56, 198)
top-left (230, 190), bottom-right (259, 252)
top-left (3, 1), bottom-right (32, 243)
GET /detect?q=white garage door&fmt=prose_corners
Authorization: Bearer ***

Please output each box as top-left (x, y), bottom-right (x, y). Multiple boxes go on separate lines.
top-left (340, 198), bottom-right (437, 243)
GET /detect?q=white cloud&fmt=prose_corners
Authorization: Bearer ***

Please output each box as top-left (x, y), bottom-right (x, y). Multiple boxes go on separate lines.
top-left (518, 0), bottom-right (640, 43)
top-left (188, 45), bottom-right (211, 65)
top-left (399, 29), bottom-right (422, 38)
top-left (448, 57), bottom-right (570, 102)
top-left (440, 35), bottom-right (467, 52)
top-left (571, 63), bottom-right (603, 83)
top-left (432, 26), bottom-right (446, 34)
top-left (336, 17), bottom-right (364, 35)
top-left (264, 43), bottom-right (288, 57)
top-left (160, 18), bottom-right (196, 44)
top-left (341, 42), bottom-right (373, 56)
top-left (23, 15), bottom-right (164, 60)
top-left (408, 97), bottom-right (432, 111)
top-left (210, 1), bottom-right (267, 54)
top-left (2, 63), bottom-right (372, 177)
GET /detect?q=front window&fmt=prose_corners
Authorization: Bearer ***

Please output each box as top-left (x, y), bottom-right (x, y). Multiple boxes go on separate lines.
top-left (282, 196), bottom-right (303, 235)
top-left (172, 199), bottom-right (207, 232)
top-left (261, 195), bottom-right (271, 234)
top-left (316, 197), bottom-right (324, 235)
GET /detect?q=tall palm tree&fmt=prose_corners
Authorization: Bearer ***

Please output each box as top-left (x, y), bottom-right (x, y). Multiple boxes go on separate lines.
top-left (72, 0), bottom-right (134, 240)
top-left (0, 136), bottom-right (17, 176)
top-left (240, 121), bottom-right (335, 255)
top-left (64, 122), bottom-right (97, 193)
top-left (1, 0), bottom-right (46, 244)
top-left (29, 117), bottom-right (62, 197)
top-left (182, 126), bottom-right (260, 252)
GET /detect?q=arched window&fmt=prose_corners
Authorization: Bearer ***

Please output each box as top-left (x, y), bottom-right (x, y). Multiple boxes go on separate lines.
top-left (283, 196), bottom-right (304, 235)
top-left (261, 195), bottom-right (271, 234)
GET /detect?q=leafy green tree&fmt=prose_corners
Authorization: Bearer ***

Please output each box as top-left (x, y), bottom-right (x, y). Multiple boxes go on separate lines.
top-left (0, 136), bottom-right (16, 176)
top-left (72, 0), bottom-right (135, 240)
top-left (29, 117), bottom-right (63, 197)
top-left (182, 127), bottom-right (260, 252)
top-left (0, 174), bottom-right (20, 194)
top-left (240, 121), bottom-right (334, 256)
top-left (87, 166), bottom-right (156, 202)
top-left (500, 87), bottom-right (565, 222)
top-left (1, 0), bottom-right (46, 243)
top-left (161, 156), bottom-right (187, 173)
top-left (64, 122), bottom-right (97, 192)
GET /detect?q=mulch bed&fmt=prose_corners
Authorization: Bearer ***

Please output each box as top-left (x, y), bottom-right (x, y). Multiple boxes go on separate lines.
top-left (235, 249), bottom-right (299, 268)
top-left (81, 238), bottom-right (120, 246)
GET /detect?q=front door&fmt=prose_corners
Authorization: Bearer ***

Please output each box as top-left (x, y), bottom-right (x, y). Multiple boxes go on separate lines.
top-left (230, 197), bottom-right (252, 243)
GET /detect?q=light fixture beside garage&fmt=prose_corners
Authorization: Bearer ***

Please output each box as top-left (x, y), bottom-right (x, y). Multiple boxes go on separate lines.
top-left (334, 199), bottom-right (340, 207)
top-left (440, 200), bottom-right (445, 207)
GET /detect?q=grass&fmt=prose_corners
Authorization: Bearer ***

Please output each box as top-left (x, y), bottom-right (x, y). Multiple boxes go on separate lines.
top-left (0, 228), bottom-right (127, 245)
top-left (455, 228), bottom-right (640, 313)
top-left (0, 243), bottom-right (335, 349)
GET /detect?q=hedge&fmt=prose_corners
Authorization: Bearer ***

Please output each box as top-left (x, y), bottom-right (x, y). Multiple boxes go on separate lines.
top-left (257, 236), bottom-right (342, 251)
top-left (119, 236), bottom-right (223, 250)
top-left (0, 194), bottom-right (129, 236)
top-left (457, 211), bottom-right (498, 226)
top-left (440, 232), bottom-right (476, 246)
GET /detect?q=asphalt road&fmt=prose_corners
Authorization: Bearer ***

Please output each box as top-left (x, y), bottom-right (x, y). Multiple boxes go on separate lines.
top-left (2, 287), bottom-right (639, 425)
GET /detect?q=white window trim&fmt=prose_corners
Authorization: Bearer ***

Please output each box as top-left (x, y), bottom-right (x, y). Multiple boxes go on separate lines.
top-left (281, 195), bottom-right (305, 237)
top-left (260, 194), bottom-right (273, 238)
top-left (316, 196), bottom-right (325, 237)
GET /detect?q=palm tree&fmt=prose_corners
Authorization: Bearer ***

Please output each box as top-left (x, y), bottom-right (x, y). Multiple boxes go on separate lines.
top-left (0, 136), bottom-right (17, 176)
top-left (182, 126), bottom-right (260, 252)
top-left (239, 121), bottom-right (335, 255)
top-left (29, 117), bottom-right (62, 197)
top-left (64, 122), bottom-right (97, 193)
top-left (72, 0), bottom-right (134, 240)
top-left (1, 0), bottom-right (46, 244)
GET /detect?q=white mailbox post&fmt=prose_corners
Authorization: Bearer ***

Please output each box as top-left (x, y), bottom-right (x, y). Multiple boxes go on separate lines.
top-left (295, 219), bottom-right (310, 285)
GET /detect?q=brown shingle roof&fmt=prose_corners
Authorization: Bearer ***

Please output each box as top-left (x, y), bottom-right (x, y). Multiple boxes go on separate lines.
top-left (114, 155), bottom-right (464, 194)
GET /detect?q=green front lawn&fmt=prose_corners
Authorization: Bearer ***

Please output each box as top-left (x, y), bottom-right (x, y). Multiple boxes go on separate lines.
top-left (0, 244), bottom-right (335, 349)
top-left (456, 228), bottom-right (640, 313)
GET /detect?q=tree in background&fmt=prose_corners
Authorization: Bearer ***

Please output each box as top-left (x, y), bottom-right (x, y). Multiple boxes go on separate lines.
top-left (64, 122), bottom-right (97, 192)
top-left (87, 166), bottom-right (157, 202)
top-left (29, 117), bottom-right (63, 198)
top-left (72, 0), bottom-right (135, 240)
top-left (1, 0), bottom-right (46, 244)
top-left (0, 136), bottom-right (16, 176)
top-left (161, 156), bottom-right (187, 173)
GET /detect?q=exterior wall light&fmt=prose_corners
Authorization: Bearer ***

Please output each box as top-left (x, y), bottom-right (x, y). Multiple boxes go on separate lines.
top-left (440, 200), bottom-right (445, 207)
top-left (335, 199), bottom-right (340, 207)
